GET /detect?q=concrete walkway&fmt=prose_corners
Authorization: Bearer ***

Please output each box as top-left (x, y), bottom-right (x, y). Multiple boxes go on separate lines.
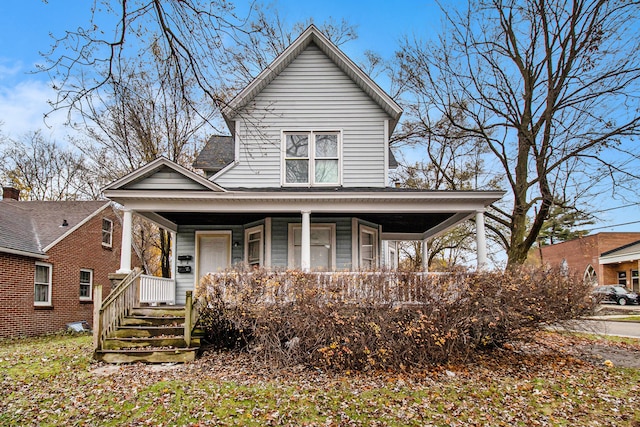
top-left (550, 304), bottom-right (640, 339)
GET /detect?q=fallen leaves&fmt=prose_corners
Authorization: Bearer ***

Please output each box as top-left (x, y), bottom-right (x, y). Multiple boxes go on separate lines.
top-left (0, 331), bottom-right (639, 426)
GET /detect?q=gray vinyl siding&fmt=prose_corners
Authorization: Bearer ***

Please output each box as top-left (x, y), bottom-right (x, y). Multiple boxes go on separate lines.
top-left (215, 43), bottom-right (389, 188)
top-left (174, 224), bottom-right (243, 304)
top-left (270, 217), bottom-right (353, 270)
top-left (126, 167), bottom-right (208, 191)
top-left (174, 216), bottom-right (384, 302)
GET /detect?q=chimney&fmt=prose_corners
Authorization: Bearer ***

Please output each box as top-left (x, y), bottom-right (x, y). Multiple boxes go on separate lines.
top-left (2, 186), bottom-right (20, 201)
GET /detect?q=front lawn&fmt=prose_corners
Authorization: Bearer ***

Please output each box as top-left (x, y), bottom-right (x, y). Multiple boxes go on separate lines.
top-left (1, 333), bottom-right (639, 426)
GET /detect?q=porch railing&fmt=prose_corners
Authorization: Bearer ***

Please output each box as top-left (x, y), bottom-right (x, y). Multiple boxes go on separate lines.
top-left (93, 268), bottom-right (142, 351)
top-left (140, 275), bottom-right (176, 305)
top-left (201, 271), bottom-right (451, 307)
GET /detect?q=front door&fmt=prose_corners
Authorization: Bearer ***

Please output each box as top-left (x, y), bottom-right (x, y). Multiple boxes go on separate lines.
top-left (196, 232), bottom-right (231, 284)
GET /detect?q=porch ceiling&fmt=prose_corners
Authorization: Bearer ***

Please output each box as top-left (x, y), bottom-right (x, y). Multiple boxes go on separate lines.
top-left (152, 211), bottom-right (456, 234)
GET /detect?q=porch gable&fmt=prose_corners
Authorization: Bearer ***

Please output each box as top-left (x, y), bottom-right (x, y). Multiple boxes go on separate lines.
top-left (103, 157), bottom-right (225, 193)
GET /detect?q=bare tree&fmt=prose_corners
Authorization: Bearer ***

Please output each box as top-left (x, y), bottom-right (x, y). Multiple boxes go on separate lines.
top-left (42, 2), bottom-right (358, 276)
top-left (395, 0), bottom-right (640, 266)
top-left (41, 1), bottom-right (357, 120)
top-left (0, 131), bottom-right (99, 201)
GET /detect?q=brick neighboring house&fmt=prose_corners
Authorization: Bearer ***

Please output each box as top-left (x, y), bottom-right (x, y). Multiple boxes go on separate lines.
top-left (0, 186), bottom-right (130, 338)
top-left (539, 232), bottom-right (640, 292)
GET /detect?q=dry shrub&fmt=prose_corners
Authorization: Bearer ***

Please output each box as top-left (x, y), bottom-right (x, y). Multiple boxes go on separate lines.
top-left (196, 266), bottom-right (593, 371)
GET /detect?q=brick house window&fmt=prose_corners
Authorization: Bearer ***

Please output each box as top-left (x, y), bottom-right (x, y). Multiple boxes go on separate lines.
top-left (102, 218), bottom-right (113, 247)
top-left (79, 269), bottom-right (93, 300)
top-left (618, 271), bottom-right (627, 286)
top-left (34, 262), bottom-right (52, 306)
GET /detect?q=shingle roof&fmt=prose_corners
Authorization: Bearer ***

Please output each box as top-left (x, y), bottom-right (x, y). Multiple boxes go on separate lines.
top-left (192, 136), bottom-right (399, 172)
top-left (0, 200), bottom-right (109, 257)
top-left (192, 135), bottom-right (234, 173)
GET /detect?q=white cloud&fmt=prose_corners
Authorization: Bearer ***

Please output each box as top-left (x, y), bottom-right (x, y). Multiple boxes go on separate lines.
top-left (0, 78), bottom-right (72, 142)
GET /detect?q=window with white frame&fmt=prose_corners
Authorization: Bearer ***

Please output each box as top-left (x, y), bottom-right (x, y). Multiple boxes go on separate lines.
top-left (79, 269), bottom-right (93, 300)
top-left (288, 224), bottom-right (336, 270)
top-left (102, 218), bottom-right (113, 247)
top-left (284, 131), bottom-right (340, 186)
top-left (584, 264), bottom-right (597, 285)
top-left (245, 225), bottom-right (264, 267)
top-left (34, 262), bottom-right (52, 306)
top-left (359, 225), bottom-right (378, 270)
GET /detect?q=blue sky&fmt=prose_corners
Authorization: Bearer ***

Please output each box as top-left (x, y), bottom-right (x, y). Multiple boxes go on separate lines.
top-left (0, 0), bottom-right (637, 233)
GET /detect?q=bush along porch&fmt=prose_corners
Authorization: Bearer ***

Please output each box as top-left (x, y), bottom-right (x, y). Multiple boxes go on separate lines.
top-left (92, 268), bottom-right (203, 364)
top-left (196, 267), bottom-right (594, 371)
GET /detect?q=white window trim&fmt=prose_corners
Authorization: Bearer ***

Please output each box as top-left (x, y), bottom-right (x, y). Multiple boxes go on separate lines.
top-left (287, 223), bottom-right (337, 270)
top-left (244, 225), bottom-right (264, 267)
top-left (102, 218), bottom-right (113, 248)
top-left (359, 224), bottom-right (379, 270)
top-left (79, 268), bottom-right (93, 301)
top-left (34, 262), bottom-right (53, 306)
top-left (281, 130), bottom-right (343, 187)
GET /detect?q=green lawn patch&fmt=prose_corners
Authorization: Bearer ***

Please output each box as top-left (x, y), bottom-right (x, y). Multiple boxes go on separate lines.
top-left (0, 333), bottom-right (639, 426)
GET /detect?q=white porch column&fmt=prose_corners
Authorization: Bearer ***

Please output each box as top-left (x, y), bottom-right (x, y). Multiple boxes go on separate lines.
top-left (421, 239), bottom-right (429, 271)
top-left (475, 210), bottom-right (487, 270)
top-left (117, 209), bottom-right (133, 273)
top-left (301, 210), bottom-right (311, 271)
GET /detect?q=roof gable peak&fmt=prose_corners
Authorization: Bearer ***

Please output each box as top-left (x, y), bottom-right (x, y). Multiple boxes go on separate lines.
top-left (221, 24), bottom-right (402, 130)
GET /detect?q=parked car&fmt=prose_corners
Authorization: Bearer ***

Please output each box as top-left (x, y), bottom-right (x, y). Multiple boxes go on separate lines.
top-left (592, 285), bottom-right (639, 305)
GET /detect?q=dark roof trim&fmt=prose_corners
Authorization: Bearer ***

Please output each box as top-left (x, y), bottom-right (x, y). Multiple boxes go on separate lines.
top-left (601, 239), bottom-right (640, 257)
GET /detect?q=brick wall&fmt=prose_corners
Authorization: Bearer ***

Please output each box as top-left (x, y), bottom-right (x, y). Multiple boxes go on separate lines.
top-left (540, 232), bottom-right (640, 286)
top-left (0, 206), bottom-right (133, 338)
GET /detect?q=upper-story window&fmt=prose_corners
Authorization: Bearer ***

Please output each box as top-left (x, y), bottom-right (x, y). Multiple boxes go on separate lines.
top-left (102, 218), bottom-right (113, 248)
top-left (283, 131), bottom-right (341, 186)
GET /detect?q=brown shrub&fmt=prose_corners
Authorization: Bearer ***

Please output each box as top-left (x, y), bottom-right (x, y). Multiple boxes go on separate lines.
top-left (196, 267), bottom-right (593, 371)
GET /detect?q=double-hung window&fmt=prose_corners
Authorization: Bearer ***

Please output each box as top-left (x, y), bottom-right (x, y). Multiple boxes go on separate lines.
top-left (79, 269), bottom-right (93, 300)
top-left (102, 218), bottom-right (113, 248)
top-left (245, 226), bottom-right (264, 268)
top-left (34, 262), bottom-right (52, 306)
top-left (288, 224), bottom-right (336, 271)
top-left (359, 225), bottom-right (378, 270)
top-left (284, 131), bottom-right (340, 186)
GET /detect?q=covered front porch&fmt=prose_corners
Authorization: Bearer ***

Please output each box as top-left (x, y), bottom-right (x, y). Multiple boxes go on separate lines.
top-left (104, 158), bottom-right (503, 304)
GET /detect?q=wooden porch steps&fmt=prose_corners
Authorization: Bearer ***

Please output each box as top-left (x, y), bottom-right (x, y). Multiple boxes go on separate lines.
top-left (94, 306), bottom-right (202, 364)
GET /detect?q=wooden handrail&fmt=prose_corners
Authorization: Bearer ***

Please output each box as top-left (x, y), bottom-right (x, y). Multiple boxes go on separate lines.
top-left (184, 290), bottom-right (204, 347)
top-left (93, 268), bottom-right (142, 352)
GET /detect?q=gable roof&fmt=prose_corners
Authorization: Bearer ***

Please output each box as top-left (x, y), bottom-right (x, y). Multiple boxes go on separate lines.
top-left (0, 199), bottom-right (110, 258)
top-left (221, 25), bottom-right (403, 132)
top-left (192, 135), bottom-right (400, 173)
top-left (600, 239), bottom-right (640, 257)
top-left (192, 135), bottom-right (235, 174)
top-left (103, 157), bottom-right (226, 193)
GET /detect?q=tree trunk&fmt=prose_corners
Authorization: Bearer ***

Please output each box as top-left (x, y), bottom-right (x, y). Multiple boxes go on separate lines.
top-left (160, 229), bottom-right (171, 278)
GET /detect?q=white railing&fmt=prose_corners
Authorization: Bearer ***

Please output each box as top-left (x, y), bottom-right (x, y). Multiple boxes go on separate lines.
top-left (200, 271), bottom-right (453, 307)
top-left (140, 275), bottom-right (176, 305)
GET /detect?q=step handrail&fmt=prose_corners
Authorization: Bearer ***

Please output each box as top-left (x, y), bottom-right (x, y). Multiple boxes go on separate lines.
top-left (184, 291), bottom-right (203, 347)
top-left (93, 268), bottom-right (143, 352)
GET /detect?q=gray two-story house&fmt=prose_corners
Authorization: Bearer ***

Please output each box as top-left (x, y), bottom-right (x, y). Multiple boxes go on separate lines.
top-left (103, 25), bottom-right (503, 304)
